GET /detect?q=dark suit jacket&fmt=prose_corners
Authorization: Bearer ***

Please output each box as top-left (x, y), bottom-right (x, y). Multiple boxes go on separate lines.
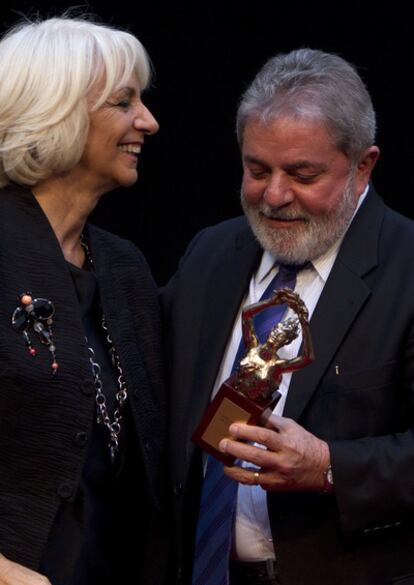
top-left (0, 184), bottom-right (167, 584)
top-left (163, 187), bottom-right (414, 585)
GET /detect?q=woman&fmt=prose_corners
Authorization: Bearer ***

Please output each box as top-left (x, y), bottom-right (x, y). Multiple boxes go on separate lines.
top-left (0, 15), bottom-right (166, 585)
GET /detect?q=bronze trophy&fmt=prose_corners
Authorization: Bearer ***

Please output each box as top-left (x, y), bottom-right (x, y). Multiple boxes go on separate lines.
top-left (192, 289), bottom-right (314, 465)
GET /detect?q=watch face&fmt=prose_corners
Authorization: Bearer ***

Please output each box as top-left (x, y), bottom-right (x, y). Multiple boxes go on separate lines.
top-left (323, 465), bottom-right (334, 493)
top-left (326, 467), bottom-right (334, 485)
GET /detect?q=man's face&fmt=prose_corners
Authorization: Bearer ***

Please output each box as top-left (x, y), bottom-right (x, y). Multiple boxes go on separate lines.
top-left (241, 116), bottom-right (377, 264)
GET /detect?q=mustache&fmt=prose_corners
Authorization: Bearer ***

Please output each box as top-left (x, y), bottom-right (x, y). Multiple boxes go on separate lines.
top-left (258, 204), bottom-right (309, 222)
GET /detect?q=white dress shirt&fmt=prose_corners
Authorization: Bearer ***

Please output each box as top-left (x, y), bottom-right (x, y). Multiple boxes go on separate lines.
top-left (210, 188), bottom-right (368, 561)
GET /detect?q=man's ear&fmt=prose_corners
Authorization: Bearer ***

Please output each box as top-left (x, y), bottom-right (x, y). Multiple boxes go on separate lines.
top-left (357, 146), bottom-right (380, 178)
top-left (354, 146), bottom-right (380, 193)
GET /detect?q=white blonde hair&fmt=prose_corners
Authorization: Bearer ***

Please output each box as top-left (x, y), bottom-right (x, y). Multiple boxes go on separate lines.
top-left (0, 16), bottom-right (151, 187)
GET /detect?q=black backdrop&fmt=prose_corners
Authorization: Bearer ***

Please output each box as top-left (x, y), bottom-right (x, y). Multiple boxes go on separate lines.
top-left (1, 2), bottom-right (413, 284)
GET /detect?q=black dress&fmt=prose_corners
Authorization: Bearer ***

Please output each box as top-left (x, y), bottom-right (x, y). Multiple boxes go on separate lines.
top-left (40, 263), bottom-right (142, 585)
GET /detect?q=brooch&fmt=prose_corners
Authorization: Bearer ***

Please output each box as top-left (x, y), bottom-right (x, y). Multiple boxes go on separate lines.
top-left (11, 292), bottom-right (59, 375)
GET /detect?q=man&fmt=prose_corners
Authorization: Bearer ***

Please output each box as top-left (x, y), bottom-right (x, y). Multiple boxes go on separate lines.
top-left (162, 48), bottom-right (414, 585)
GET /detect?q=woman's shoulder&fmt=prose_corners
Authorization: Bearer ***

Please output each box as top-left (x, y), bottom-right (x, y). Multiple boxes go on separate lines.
top-left (87, 223), bottom-right (156, 289)
top-left (87, 223), bottom-right (147, 264)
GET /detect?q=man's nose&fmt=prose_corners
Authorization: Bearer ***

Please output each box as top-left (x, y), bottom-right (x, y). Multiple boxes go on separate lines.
top-left (263, 174), bottom-right (294, 207)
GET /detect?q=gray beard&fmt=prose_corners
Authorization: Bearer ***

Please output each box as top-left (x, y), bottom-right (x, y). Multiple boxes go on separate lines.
top-left (241, 174), bottom-right (358, 264)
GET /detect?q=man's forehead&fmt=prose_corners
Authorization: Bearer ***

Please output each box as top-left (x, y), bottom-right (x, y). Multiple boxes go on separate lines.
top-left (244, 114), bottom-right (330, 138)
top-left (242, 116), bottom-right (341, 162)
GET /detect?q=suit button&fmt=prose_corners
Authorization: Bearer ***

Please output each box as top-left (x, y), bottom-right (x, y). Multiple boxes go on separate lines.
top-left (173, 482), bottom-right (182, 495)
top-left (73, 431), bottom-right (88, 447)
top-left (57, 481), bottom-right (75, 500)
top-left (81, 380), bottom-right (94, 396)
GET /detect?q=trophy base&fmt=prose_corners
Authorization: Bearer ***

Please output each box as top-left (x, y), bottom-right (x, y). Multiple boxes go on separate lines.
top-left (192, 381), bottom-right (281, 465)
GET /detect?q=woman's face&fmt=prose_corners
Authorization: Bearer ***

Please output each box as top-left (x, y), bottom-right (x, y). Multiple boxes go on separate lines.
top-left (77, 72), bottom-right (159, 194)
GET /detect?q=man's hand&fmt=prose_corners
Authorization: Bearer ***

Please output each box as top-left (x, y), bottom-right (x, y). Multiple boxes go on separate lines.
top-left (219, 415), bottom-right (330, 492)
top-left (0, 554), bottom-right (51, 585)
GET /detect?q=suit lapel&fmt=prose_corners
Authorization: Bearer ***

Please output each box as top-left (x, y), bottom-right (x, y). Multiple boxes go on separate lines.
top-left (86, 226), bottom-right (162, 419)
top-left (284, 188), bottom-right (385, 420)
top-left (0, 185), bottom-right (90, 378)
top-left (189, 226), bottom-right (261, 435)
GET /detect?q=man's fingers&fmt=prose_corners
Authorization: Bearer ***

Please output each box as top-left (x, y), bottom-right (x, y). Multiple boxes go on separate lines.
top-left (219, 437), bottom-right (278, 467)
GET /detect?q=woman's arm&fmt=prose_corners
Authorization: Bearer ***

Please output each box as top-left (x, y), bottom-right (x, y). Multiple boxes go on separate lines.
top-left (0, 554), bottom-right (51, 585)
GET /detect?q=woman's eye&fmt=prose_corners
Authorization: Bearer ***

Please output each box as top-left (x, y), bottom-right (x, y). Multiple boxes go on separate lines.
top-left (116, 99), bottom-right (131, 109)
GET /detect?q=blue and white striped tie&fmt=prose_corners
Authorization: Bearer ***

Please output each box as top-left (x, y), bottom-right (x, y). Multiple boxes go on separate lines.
top-left (192, 264), bottom-right (301, 585)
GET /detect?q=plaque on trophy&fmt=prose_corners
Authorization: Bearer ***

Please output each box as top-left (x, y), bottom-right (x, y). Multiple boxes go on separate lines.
top-left (192, 289), bottom-right (314, 465)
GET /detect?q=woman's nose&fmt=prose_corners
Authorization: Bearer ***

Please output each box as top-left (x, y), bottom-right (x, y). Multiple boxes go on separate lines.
top-left (134, 104), bottom-right (159, 135)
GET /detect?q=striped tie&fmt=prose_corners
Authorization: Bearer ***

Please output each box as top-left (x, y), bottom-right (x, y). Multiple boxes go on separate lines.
top-left (192, 264), bottom-right (301, 585)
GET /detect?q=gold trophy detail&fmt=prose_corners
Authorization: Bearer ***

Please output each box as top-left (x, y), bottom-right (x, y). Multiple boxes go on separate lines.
top-left (192, 289), bottom-right (314, 464)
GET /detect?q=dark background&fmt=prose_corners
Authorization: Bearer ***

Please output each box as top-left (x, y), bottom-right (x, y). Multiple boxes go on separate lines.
top-left (1, 2), bottom-right (413, 284)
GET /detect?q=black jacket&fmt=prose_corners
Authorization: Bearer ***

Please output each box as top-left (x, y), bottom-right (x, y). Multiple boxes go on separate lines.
top-left (163, 187), bottom-right (414, 585)
top-left (0, 184), bottom-right (167, 584)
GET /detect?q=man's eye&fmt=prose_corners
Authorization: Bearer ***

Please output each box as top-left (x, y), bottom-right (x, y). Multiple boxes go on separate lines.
top-left (249, 169), bottom-right (267, 179)
top-left (295, 174), bottom-right (318, 183)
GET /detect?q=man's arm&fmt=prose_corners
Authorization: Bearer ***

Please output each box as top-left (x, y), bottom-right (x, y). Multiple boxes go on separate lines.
top-left (219, 406), bottom-right (414, 534)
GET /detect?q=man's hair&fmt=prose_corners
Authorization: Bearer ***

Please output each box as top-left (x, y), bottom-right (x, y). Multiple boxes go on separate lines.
top-left (0, 15), bottom-right (151, 187)
top-left (236, 48), bottom-right (376, 161)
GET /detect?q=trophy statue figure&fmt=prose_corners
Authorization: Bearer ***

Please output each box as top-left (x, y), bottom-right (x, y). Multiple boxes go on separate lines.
top-left (192, 288), bottom-right (314, 464)
top-left (231, 289), bottom-right (314, 405)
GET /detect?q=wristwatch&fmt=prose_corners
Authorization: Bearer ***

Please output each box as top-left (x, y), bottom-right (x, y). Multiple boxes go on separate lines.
top-left (322, 464), bottom-right (334, 493)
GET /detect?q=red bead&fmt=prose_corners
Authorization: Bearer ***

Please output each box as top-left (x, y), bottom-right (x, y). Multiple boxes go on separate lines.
top-left (51, 362), bottom-right (59, 370)
top-left (29, 348), bottom-right (37, 356)
top-left (21, 294), bottom-right (33, 305)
